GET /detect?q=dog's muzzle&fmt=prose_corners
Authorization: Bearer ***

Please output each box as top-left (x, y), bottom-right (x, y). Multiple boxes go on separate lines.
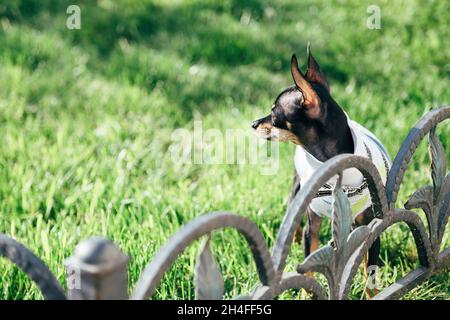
top-left (251, 118), bottom-right (264, 129)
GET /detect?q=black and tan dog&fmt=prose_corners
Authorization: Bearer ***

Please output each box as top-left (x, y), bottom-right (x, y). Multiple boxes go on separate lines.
top-left (252, 45), bottom-right (391, 295)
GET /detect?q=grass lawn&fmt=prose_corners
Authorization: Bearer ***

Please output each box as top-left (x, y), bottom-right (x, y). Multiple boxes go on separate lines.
top-left (0, 0), bottom-right (449, 299)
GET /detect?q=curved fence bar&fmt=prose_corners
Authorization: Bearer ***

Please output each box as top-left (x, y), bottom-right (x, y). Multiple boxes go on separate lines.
top-left (275, 272), bottom-right (328, 300)
top-left (131, 212), bottom-right (275, 300)
top-left (252, 272), bottom-right (328, 300)
top-left (271, 154), bottom-right (388, 280)
top-left (372, 266), bottom-right (432, 300)
top-left (385, 106), bottom-right (450, 206)
top-left (387, 209), bottom-right (435, 268)
top-left (340, 208), bottom-right (434, 298)
top-left (0, 233), bottom-right (66, 300)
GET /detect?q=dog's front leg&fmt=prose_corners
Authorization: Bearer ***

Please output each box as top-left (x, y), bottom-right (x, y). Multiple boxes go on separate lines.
top-left (303, 207), bottom-right (322, 257)
top-left (303, 207), bottom-right (322, 278)
top-left (288, 171), bottom-right (301, 205)
top-left (355, 207), bottom-right (380, 299)
top-left (288, 172), bottom-right (305, 245)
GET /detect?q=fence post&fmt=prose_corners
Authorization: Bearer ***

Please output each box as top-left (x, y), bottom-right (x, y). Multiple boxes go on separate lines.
top-left (65, 237), bottom-right (129, 300)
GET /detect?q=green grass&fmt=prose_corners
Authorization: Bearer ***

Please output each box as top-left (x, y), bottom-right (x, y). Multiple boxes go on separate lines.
top-left (0, 0), bottom-right (449, 300)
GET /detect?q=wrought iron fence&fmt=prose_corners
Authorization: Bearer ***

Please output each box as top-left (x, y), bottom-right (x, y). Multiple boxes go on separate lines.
top-left (1, 106), bottom-right (449, 300)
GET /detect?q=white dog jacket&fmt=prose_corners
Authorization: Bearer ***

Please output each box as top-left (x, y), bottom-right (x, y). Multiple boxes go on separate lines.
top-left (294, 113), bottom-right (391, 218)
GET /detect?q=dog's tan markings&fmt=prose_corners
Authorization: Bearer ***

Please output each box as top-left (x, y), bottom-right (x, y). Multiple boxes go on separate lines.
top-left (294, 225), bottom-right (303, 245)
top-left (310, 237), bottom-right (319, 253)
top-left (254, 116), bottom-right (301, 145)
top-left (272, 128), bottom-right (301, 145)
top-left (285, 121), bottom-right (302, 145)
top-left (273, 121), bottom-right (299, 144)
top-left (255, 121), bottom-right (272, 137)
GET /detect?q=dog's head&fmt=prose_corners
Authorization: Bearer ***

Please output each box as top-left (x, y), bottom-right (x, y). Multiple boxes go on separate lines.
top-left (252, 45), bottom-right (336, 147)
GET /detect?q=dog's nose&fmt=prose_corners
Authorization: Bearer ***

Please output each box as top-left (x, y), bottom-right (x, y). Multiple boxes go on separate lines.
top-left (252, 119), bottom-right (262, 129)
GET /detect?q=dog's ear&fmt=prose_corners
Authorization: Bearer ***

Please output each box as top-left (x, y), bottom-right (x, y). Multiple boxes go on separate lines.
top-left (306, 43), bottom-right (330, 92)
top-left (290, 54), bottom-right (321, 118)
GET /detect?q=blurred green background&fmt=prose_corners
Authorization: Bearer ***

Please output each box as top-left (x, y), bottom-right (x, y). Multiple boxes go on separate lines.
top-left (0, 0), bottom-right (448, 299)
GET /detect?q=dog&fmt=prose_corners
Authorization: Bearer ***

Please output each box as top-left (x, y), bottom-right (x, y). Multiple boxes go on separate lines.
top-left (252, 45), bottom-right (391, 296)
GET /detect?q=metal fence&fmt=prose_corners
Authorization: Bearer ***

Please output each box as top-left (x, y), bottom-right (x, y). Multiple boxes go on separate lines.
top-left (1, 106), bottom-right (449, 300)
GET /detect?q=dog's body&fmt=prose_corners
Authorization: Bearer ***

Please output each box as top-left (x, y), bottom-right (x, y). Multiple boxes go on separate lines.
top-left (252, 46), bottom-right (391, 294)
top-left (295, 113), bottom-right (391, 219)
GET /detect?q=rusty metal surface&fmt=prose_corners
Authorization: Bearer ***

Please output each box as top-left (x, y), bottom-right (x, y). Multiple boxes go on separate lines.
top-left (252, 272), bottom-right (328, 300)
top-left (0, 233), bottom-right (66, 300)
top-left (0, 106), bottom-right (449, 300)
top-left (65, 237), bottom-right (129, 300)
